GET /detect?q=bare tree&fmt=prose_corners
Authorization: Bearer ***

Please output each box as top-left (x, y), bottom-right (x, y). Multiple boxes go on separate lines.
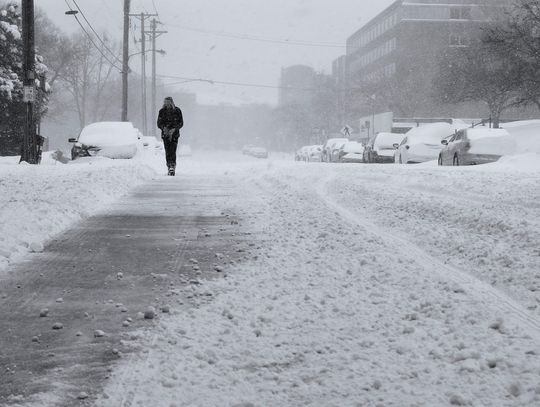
top-left (434, 36), bottom-right (522, 128)
top-left (61, 33), bottom-right (121, 128)
top-left (484, 0), bottom-right (540, 111)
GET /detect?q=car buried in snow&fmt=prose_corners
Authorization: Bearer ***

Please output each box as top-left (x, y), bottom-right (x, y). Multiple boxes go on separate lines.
top-left (306, 145), bottom-right (323, 162)
top-left (394, 123), bottom-right (462, 164)
top-left (338, 141), bottom-right (365, 163)
top-left (248, 147), bottom-right (269, 159)
top-left (438, 127), bottom-right (516, 166)
top-left (321, 138), bottom-right (348, 162)
top-left (69, 122), bottom-right (140, 160)
top-left (364, 132), bottom-right (405, 163)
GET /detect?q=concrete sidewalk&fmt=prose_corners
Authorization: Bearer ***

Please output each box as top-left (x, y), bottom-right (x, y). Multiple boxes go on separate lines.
top-left (0, 174), bottom-right (248, 406)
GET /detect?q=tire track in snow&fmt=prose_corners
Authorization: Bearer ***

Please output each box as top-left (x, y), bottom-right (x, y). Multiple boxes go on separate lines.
top-left (316, 175), bottom-right (540, 340)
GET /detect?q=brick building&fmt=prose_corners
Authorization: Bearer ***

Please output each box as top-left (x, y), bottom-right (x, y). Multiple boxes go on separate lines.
top-left (344, 0), bottom-right (524, 129)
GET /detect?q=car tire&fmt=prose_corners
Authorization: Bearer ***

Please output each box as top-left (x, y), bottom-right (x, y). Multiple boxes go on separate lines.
top-left (453, 154), bottom-right (459, 166)
top-left (438, 155), bottom-right (443, 166)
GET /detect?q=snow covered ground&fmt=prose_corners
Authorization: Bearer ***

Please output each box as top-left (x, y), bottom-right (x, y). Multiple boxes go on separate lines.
top-left (92, 152), bottom-right (540, 407)
top-left (0, 147), bottom-right (163, 275)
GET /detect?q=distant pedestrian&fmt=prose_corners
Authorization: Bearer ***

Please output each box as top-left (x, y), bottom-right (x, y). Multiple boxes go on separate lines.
top-left (157, 96), bottom-right (184, 176)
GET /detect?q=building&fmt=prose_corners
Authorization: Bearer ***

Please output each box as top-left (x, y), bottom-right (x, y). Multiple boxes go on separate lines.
top-left (278, 65), bottom-right (316, 107)
top-left (345, 0), bottom-right (516, 128)
top-left (332, 55), bottom-right (348, 126)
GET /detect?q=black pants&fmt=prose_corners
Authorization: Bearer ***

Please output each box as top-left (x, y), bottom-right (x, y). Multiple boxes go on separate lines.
top-left (163, 137), bottom-right (178, 168)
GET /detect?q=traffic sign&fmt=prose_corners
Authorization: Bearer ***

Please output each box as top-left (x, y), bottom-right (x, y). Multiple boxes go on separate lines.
top-left (23, 86), bottom-right (35, 103)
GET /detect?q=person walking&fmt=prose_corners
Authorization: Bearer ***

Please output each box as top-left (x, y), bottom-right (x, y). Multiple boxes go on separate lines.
top-left (157, 97), bottom-right (184, 176)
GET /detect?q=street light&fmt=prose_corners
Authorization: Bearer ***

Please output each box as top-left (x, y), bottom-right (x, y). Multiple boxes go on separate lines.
top-left (65, 10), bottom-right (78, 15)
top-left (128, 49), bottom-right (166, 59)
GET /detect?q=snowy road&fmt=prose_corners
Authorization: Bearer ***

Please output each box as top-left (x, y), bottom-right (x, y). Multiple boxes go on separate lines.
top-left (2, 153), bottom-right (540, 406)
top-left (98, 155), bottom-right (540, 407)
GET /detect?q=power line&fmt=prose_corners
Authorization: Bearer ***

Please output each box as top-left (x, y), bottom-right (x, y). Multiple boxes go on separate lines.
top-left (162, 23), bottom-right (346, 49)
top-left (158, 74), bottom-right (315, 91)
top-left (70, 0), bottom-right (123, 65)
top-left (151, 0), bottom-right (159, 18)
top-left (64, 0), bottom-right (122, 71)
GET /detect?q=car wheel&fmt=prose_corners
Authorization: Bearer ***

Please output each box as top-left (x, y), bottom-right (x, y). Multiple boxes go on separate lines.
top-left (438, 155), bottom-right (443, 166)
top-left (453, 154), bottom-right (459, 166)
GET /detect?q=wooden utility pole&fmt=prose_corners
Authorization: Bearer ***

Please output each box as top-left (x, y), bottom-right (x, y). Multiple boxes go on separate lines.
top-left (129, 12), bottom-right (157, 137)
top-left (121, 0), bottom-right (130, 122)
top-left (20, 0), bottom-right (37, 164)
top-left (147, 19), bottom-right (167, 138)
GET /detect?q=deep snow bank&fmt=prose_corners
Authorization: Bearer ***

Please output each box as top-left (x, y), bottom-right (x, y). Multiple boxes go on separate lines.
top-left (0, 151), bottom-right (161, 274)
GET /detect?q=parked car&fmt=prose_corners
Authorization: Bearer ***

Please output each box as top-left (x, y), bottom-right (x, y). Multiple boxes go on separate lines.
top-left (329, 140), bottom-right (348, 162)
top-left (295, 146), bottom-right (310, 161)
top-left (339, 141), bottom-right (365, 163)
top-left (249, 147), bottom-right (269, 159)
top-left (364, 133), bottom-right (405, 163)
top-left (321, 138), bottom-right (348, 162)
top-left (69, 122), bottom-right (140, 160)
top-left (438, 128), bottom-right (516, 166)
top-left (395, 123), bottom-right (461, 164)
top-left (307, 145), bottom-right (323, 162)
top-left (242, 144), bottom-right (255, 155)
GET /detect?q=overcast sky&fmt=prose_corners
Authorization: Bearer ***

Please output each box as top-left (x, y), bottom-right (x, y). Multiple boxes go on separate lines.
top-left (37, 0), bottom-right (395, 106)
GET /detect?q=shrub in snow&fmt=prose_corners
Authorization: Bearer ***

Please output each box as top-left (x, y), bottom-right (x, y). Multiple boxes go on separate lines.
top-left (0, 3), bottom-right (49, 156)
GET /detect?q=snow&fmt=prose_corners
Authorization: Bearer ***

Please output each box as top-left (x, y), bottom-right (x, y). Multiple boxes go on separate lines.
top-left (92, 153), bottom-right (540, 407)
top-left (342, 141), bottom-right (364, 154)
top-left (502, 120), bottom-right (540, 154)
top-left (373, 132), bottom-right (405, 150)
top-left (76, 122), bottom-right (141, 159)
top-left (0, 20), bottom-right (20, 41)
top-left (466, 128), bottom-right (516, 156)
top-left (405, 122), bottom-right (458, 145)
top-left (0, 148), bottom-right (163, 275)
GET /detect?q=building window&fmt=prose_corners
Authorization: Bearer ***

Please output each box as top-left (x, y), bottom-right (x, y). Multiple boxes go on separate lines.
top-left (450, 6), bottom-right (471, 20)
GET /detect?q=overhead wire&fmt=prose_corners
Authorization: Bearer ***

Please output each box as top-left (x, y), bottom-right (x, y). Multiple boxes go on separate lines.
top-left (162, 22), bottom-right (346, 49)
top-left (158, 74), bottom-right (320, 91)
top-left (70, 0), bottom-right (123, 65)
top-left (64, 0), bottom-right (122, 72)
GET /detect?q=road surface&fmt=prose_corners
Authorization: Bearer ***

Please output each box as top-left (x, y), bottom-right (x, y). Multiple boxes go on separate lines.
top-left (1, 154), bottom-right (539, 406)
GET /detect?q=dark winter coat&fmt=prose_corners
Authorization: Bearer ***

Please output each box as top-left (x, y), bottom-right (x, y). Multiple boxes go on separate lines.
top-left (157, 106), bottom-right (184, 140)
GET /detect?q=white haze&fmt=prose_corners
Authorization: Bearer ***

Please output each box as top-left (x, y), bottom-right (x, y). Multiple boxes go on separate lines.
top-left (37, 0), bottom-right (394, 105)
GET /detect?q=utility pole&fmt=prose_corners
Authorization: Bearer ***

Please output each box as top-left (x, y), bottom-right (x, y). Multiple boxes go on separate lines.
top-left (147, 19), bottom-right (167, 138)
top-left (128, 12), bottom-right (157, 137)
top-left (20, 0), bottom-right (37, 164)
top-left (121, 0), bottom-right (130, 122)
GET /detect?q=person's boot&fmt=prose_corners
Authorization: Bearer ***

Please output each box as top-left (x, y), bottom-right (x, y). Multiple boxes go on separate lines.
top-left (168, 166), bottom-right (175, 176)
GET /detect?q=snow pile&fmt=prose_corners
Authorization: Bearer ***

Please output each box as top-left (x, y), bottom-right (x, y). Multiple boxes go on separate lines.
top-left (502, 120), bottom-right (540, 154)
top-left (489, 152), bottom-right (540, 171)
top-left (0, 153), bottom-right (161, 274)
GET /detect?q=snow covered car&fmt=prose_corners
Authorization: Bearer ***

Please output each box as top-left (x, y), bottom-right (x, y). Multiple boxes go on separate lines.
top-left (69, 122), bottom-right (140, 160)
top-left (339, 141), bottom-right (365, 163)
top-left (364, 133), bottom-right (405, 163)
top-left (438, 128), bottom-right (516, 166)
top-left (306, 145), bottom-right (323, 162)
top-left (329, 140), bottom-right (348, 162)
top-left (295, 146), bottom-right (309, 161)
top-left (249, 147), bottom-right (269, 159)
top-left (242, 144), bottom-right (256, 155)
top-left (321, 138), bottom-right (348, 162)
top-left (395, 123), bottom-right (459, 164)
